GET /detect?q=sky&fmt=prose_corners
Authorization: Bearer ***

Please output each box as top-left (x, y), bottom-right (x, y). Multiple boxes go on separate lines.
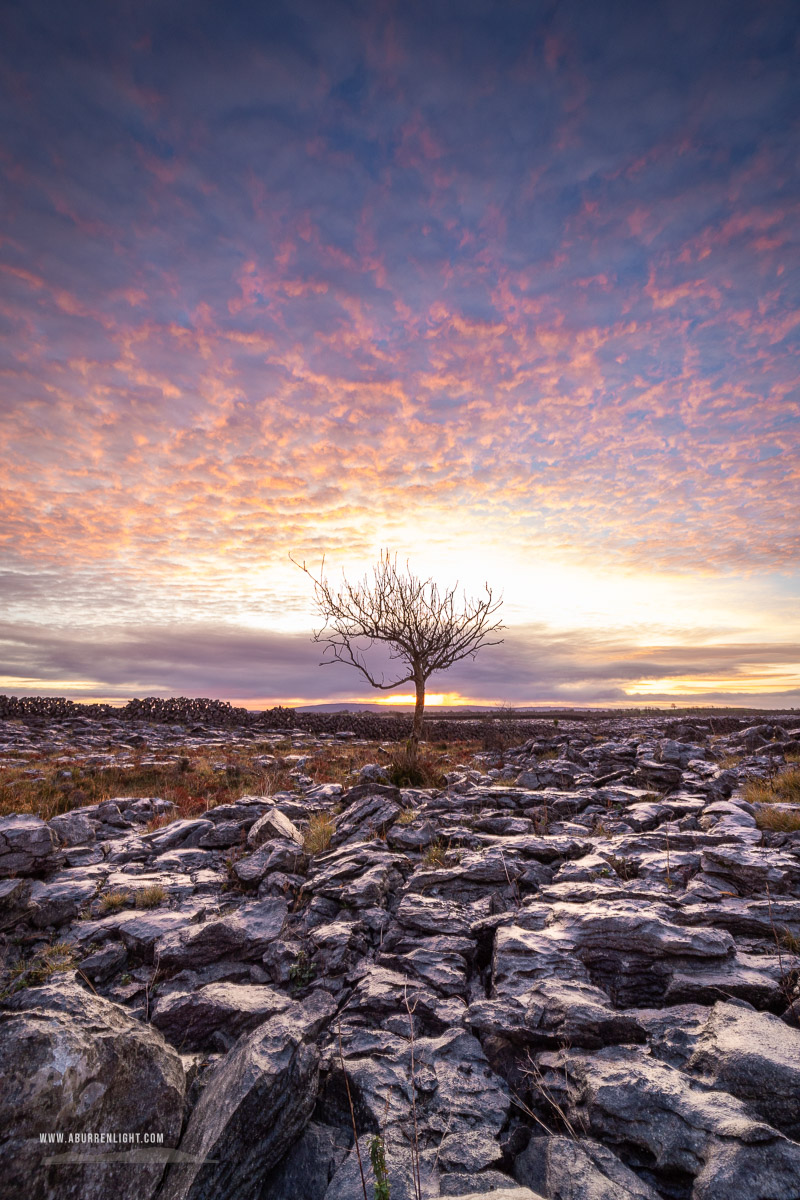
top-left (0, 0), bottom-right (799, 709)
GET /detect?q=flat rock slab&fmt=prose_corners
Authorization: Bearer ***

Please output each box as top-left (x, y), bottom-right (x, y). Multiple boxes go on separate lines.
top-left (685, 1002), bottom-right (800, 1140)
top-left (28, 874), bottom-right (98, 926)
top-left (156, 898), bottom-right (288, 969)
top-left (470, 978), bottom-right (647, 1050)
top-left (546, 899), bottom-right (735, 957)
top-left (152, 981), bottom-right (293, 1050)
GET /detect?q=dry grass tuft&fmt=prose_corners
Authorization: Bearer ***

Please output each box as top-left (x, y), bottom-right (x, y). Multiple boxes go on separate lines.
top-left (745, 768), bottom-right (800, 808)
top-left (135, 883), bottom-right (166, 909)
top-left (304, 811), bottom-right (336, 855)
top-left (2, 940), bottom-right (76, 997)
top-left (754, 805), bottom-right (800, 833)
top-left (386, 744), bottom-right (447, 789)
top-left (99, 889), bottom-right (131, 914)
top-left (422, 839), bottom-right (447, 867)
top-left (396, 807), bottom-right (419, 825)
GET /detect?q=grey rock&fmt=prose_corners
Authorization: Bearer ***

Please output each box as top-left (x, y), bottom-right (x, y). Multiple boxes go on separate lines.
top-left (323, 1133), bottom-right (425, 1200)
top-left (442, 1190), bottom-right (545, 1200)
top-left (198, 820), bottom-right (245, 848)
top-left (118, 909), bottom-right (197, 960)
top-left (492, 924), bottom-right (592, 996)
top-left (699, 845), bottom-right (800, 895)
top-left (309, 918), bottom-right (369, 975)
top-left (235, 840), bottom-right (308, 884)
top-left (307, 844), bottom-right (409, 908)
top-left (546, 898), bottom-right (735, 958)
top-left (438, 1130), bottom-right (503, 1172)
top-left (663, 950), bottom-right (785, 1008)
top-left (0, 980), bottom-right (184, 1200)
top-left (258, 1121), bottom-right (350, 1200)
top-left (338, 782), bottom-right (402, 809)
top-left (49, 810), bottom-right (96, 846)
top-left (342, 964), bottom-right (467, 1033)
top-left (537, 1045), bottom-right (800, 1197)
top-left (0, 813), bottom-right (61, 876)
top-left (144, 819), bottom-right (214, 852)
top-left (514, 1134), bottom-right (660, 1199)
top-left (151, 981), bottom-right (293, 1050)
top-left (328, 1023), bottom-right (510, 1140)
top-left (408, 847), bottom-right (524, 895)
top-left (390, 941), bottom-right (470, 996)
top-left (685, 1002), bottom-right (800, 1139)
top-left (440, 1171), bottom-right (523, 1195)
top-left (156, 898), bottom-right (287, 969)
top-left (28, 873), bottom-right (98, 926)
top-left (247, 807), bottom-right (304, 849)
top-left (358, 762), bottom-right (391, 784)
top-left (396, 893), bottom-right (472, 936)
top-left (78, 941), bottom-right (129, 983)
top-left (159, 991), bottom-right (335, 1200)
top-left (331, 793), bottom-right (401, 846)
top-left (470, 979), bottom-right (647, 1049)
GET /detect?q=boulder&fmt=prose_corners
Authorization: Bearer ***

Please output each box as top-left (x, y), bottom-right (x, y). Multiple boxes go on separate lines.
top-left (28, 874), bottom-right (98, 927)
top-left (247, 808), bottom-right (304, 849)
top-left (331, 793), bottom-right (401, 846)
top-left (48, 811), bottom-right (96, 846)
top-left (158, 991), bottom-right (335, 1200)
top-left (470, 979), bottom-right (647, 1050)
top-left (258, 1121), bottom-right (350, 1200)
top-left (514, 1134), bottom-right (660, 1199)
top-left (0, 979), bottom-right (184, 1200)
top-left (685, 1002), bottom-right (800, 1139)
top-left (536, 1045), bottom-right (800, 1199)
top-left (0, 814), bottom-right (61, 877)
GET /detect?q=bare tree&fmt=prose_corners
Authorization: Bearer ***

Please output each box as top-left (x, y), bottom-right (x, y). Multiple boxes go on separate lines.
top-left (293, 551), bottom-right (504, 746)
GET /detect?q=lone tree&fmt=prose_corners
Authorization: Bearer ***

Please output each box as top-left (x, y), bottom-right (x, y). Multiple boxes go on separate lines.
top-left (293, 551), bottom-right (504, 746)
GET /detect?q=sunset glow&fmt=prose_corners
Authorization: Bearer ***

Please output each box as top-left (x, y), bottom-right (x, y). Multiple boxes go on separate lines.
top-left (1, 1), bottom-right (798, 709)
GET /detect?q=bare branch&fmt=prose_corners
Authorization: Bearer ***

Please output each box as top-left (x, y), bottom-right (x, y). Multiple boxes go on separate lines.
top-left (293, 550), bottom-right (504, 741)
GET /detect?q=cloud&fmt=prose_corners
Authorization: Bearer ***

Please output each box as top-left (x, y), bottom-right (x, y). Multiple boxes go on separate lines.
top-left (0, 619), bottom-right (797, 709)
top-left (0, 0), bottom-right (797, 695)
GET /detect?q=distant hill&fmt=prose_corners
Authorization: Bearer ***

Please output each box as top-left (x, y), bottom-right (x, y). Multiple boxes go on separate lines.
top-left (293, 702), bottom-right (572, 714)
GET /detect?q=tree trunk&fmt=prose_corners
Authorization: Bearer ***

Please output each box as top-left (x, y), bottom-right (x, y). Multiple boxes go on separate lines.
top-left (409, 672), bottom-right (426, 754)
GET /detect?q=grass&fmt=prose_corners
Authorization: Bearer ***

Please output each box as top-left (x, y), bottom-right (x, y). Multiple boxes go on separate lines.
top-left (605, 853), bottom-right (638, 881)
top-left (304, 811), bottom-right (336, 855)
top-left (754, 806), bottom-right (800, 833)
top-left (98, 889), bottom-right (131, 913)
top-left (396, 807), bottom-right (419, 825)
top-left (135, 883), bottom-right (166, 908)
top-left (1, 940), bottom-right (76, 997)
top-left (0, 747), bottom-right (292, 822)
top-left (385, 744), bottom-right (448, 789)
top-left (288, 950), bottom-right (316, 990)
top-left (421, 838), bottom-right (447, 867)
top-left (745, 767), bottom-right (800, 809)
top-left (780, 928), bottom-right (800, 955)
top-left (0, 737), bottom-right (482, 824)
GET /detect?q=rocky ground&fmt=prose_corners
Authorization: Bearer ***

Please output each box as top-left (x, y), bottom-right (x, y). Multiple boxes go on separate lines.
top-left (1, 708), bottom-right (800, 1200)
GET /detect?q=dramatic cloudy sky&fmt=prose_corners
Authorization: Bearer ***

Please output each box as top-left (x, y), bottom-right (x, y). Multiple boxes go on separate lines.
top-left (1, 0), bottom-right (798, 708)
